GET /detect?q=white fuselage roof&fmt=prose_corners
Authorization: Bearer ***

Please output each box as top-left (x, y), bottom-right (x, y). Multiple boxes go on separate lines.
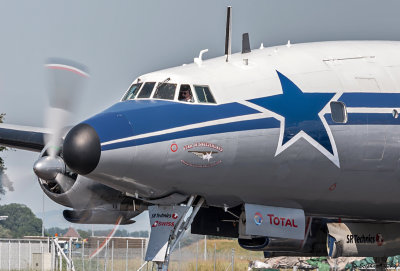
top-left (136, 41), bottom-right (400, 104)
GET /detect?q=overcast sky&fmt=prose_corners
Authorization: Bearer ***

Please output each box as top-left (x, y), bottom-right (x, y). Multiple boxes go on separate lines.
top-left (1, 0), bottom-right (400, 231)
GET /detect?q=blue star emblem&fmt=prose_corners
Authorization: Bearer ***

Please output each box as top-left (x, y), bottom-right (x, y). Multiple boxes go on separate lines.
top-left (249, 71), bottom-right (338, 164)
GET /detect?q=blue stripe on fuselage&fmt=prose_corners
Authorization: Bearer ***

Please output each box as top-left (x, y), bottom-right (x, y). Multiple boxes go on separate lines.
top-left (339, 93), bottom-right (400, 108)
top-left (85, 94), bottom-right (400, 152)
top-left (325, 113), bottom-right (400, 125)
top-left (101, 117), bottom-right (280, 151)
top-left (84, 100), bottom-right (260, 143)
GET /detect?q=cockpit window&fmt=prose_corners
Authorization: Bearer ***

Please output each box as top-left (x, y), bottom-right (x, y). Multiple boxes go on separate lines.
top-left (153, 83), bottom-right (177, 100)
top-left (194, 85), bottom-right (216, 104)
top-left (122, 83), bottom-right (142, 100)
top-left (178, 84), bottom-right (194, 103)
top-left (137, 82), bottom-right (156, 98)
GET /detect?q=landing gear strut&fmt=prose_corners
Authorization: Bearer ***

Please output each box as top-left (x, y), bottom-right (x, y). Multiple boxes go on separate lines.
top-left (374, 257), bottom-right (387, 271)
top-left (158, 197), bottom-right (204, 270)
top-left (142, 196), bottom-right (204, 271)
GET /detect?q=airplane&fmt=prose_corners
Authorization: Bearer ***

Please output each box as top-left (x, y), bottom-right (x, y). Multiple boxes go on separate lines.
top-left (1, 6), bottom-right (400, 270)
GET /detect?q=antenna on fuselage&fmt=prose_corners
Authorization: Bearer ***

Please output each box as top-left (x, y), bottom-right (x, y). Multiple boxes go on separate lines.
top-left (225, 6), bottom-right (232, 62)
top-left (242, 33), bottom-right (251, 54)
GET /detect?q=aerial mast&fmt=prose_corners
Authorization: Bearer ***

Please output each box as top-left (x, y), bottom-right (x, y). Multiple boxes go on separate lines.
top-left (225, 6), bottom-right (232, 62)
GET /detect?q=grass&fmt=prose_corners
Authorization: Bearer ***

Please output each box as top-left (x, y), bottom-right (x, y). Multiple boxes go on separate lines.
top-left (168, 238), bottom-right (264, 271)
top-left (70, 239), bottom-right (265, 271)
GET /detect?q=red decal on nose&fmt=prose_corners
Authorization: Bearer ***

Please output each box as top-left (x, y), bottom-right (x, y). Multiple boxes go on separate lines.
top-left (170, 144), bottom-right (178, 152)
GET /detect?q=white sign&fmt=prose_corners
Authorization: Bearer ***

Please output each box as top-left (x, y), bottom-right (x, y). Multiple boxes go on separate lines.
top-left (145, 205), bottom-right (188, 262)
top-left (245, 204), bottom-right (305, 240)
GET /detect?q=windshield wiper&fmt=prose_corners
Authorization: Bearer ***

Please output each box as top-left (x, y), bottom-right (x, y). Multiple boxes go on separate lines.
top-left (155, 77), bottom-right (170, 91)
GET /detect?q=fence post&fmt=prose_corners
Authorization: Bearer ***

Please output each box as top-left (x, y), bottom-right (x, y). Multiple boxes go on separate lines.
top-left (82, 240), bottom-right (85, 271)
top-left (8, 240), bottom-right (11, 271)
top-left (41, 241), bottom-right (44, 271)
top-left (196, 241), bottom-right (199, 271)
top-left (141, 239), bottom-right (144, 263)
top-left (125, 239), bottom-right (128, 271)
top-left (51, 239), bottom-right (55, 271)
top-left (97, 240), bottom-right (99, 271)
top-left (89, 242), bottom-right (92, 271)
top-left (231, 248), bottom-right (234, 271)
top-left (179, 242), bottom-right (181, 271)
top-left (204, 235), bottom-right (207, 261)
top-left (68, 237), bottom-right (72, 271)
top-left (111, 240), bottom-right (114, 271)
top-left (29, 241), bottom-right (32, 270)
top-left (18, 240), bottom-right (21, 270)
top-left (213, 243), bottom-right (216, 271)
top-left (104, 241), bottom-right (108, 271)
top-left (0, 241), bottom-right (2, 270)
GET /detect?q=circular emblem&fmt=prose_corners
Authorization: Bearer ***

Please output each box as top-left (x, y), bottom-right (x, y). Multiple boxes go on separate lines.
top-left (172, 213), bottom-right (178, 219)
top-left (376, 233), bottom-right (384, 246)
top-left (170, 143), bottom-right (178, 152)
top-left (329, 183), bottom-right (337, 191)
top-left (254, 212), bottom-right (263, 225)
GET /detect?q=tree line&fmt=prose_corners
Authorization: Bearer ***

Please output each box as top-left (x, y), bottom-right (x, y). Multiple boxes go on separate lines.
top-left (0, 203), bottom-right (149, 239)
top-left (45, 227), bottom-right (149, 239)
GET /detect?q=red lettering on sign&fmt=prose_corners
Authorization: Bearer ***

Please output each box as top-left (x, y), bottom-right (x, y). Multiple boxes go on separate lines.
top-left (266, 214), bottom-right (299, 228)
top-left (151, 221), bottom-right (175, 228)
top-left (267, 214), bottom-right (274, 224)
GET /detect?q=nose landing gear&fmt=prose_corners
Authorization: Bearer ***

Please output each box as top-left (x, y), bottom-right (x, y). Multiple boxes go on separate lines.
top-left (143, 196), bottom-right (205, 271)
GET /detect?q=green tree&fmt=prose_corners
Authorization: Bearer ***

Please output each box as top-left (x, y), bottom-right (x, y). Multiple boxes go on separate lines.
top-left (45, 227), bottom-right (68, 237)
top-left (77, 229), bottom-right (90, 239)
top-left (0, 203), bottom-right (42, 238)
top-left (0, 113), bottom-right (9, 198)
top-left (130, 230), bottom-right (149, 237)
top-left (0, 225), bottom-right (12, 238)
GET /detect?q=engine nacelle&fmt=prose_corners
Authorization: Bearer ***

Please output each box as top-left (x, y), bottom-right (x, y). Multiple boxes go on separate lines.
top-left (63, 209), bottom-right (139, 225)
top-left (192, 205), bottom-right (400, 258)
top-left (239, 218), bottom-right (328, 257)
top-left (327, 222), bottom-right (400, 257)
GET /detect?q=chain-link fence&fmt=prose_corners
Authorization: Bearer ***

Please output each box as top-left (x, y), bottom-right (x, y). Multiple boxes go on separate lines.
top-left (0, 238), bottom-right (262, 271)
top-left (72, 238), bottom-right (147, 271)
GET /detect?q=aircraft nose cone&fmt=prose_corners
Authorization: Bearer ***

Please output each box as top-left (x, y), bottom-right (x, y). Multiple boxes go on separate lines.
top-left (63, 123), bottom-right (101, 175)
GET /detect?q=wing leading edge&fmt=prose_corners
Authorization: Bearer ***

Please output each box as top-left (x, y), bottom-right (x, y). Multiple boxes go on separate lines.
top-left (0, 123), bottom-right (51, 152)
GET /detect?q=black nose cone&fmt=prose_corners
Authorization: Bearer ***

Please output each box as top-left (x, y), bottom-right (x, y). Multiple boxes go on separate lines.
top-left (63, 123), bottom-right (101, 175)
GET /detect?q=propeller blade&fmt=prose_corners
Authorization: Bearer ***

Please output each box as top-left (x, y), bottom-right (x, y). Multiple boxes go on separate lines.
top-left (54, 173), bottom-right (75, 193)
top-left (44, 59), bottom-right (89, 156)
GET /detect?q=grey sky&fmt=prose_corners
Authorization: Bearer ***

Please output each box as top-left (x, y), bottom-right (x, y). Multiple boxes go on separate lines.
top-left (0, 0), bottom-right (400, 230)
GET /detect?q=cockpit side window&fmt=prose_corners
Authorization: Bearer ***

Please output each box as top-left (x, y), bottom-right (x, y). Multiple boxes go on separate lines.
top-left (178, 84), bottom-right (195, 103)
top-left (137, 82), bottom-right (156, 98)
top-left (153, 83), bottom-right (177, 100)
top-left (194, 85), bottom-right (216, 104)
top-left (122, 83), bottom-right (142, 101)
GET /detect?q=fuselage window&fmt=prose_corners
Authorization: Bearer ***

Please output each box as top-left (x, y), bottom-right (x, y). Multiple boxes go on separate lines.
top-left (330, 101), bottom-right (348, 123)
top-left (194, 85), bottom-right (216, 104)
top-left (153, 83), bottom-right (177, 100)
top-left (178, 84), bottom-right (194, 103)
top-left (137, 82), bottom-right (156, 99)
top-left (122, 83), bottom-right (142, 101)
